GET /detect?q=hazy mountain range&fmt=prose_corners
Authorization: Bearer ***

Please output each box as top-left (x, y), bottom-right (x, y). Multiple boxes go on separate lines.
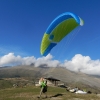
top-left (0, 65), bottom-right (100, 90)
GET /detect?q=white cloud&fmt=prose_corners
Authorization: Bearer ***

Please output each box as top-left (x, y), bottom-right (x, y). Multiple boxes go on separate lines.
top-left (35, 54), bottom-right (60, 67)
top-left (0, 53), bottom-right (36, 66)
top-left (0, 53), bottom-right (100, 76)
top-left (63, 54), bottom-right (100, 75)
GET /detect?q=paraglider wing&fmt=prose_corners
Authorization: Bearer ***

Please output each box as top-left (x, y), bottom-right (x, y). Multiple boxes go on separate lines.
top-left (40, 12), bottom-right (84, 56)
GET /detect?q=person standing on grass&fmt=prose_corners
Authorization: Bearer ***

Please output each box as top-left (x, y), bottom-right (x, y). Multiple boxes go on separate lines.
top-left (38, 78), bottom-right (47, 98)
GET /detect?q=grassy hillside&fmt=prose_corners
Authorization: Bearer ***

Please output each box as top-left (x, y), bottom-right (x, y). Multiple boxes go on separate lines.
top-left (0, 65), bottom-right (100, 91)
top-left (0, 79), bottom-right (13, 89)
top-left (0, 66), bottom-right (40, 78)
top-left (0, 85), bottom-right (100, 100)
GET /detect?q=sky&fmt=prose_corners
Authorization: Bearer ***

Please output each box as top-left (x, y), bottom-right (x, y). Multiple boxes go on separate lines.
top-left (0, 0), bottom-right (100, 75)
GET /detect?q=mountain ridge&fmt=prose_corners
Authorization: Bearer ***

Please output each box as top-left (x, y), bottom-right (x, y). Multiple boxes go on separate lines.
top-left (0, 65), bottom-right (100, 90)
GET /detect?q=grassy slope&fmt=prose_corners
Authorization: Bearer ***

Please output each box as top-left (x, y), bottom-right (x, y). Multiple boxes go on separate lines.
top-left (1, 66), bottom-right (100, 92)
top-left (0, 86), bottom-right (100, 100)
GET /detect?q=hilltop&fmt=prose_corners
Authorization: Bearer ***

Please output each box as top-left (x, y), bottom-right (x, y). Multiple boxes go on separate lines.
top-left (0, 65), bottom-right (100, 92)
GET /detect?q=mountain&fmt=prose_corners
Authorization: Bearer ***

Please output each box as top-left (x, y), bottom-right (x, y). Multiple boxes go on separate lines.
top-left (0, 65), bottom-right (100, 90)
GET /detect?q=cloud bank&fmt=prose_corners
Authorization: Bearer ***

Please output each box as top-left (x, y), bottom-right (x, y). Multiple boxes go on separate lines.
top-left (0, 53), bottom-right (100, 76)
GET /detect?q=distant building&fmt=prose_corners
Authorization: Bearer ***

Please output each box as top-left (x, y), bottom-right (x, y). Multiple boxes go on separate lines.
top-left (35, 77), bottom-right (60, 86)
top-left (45, 77), bottom-right (60, 86)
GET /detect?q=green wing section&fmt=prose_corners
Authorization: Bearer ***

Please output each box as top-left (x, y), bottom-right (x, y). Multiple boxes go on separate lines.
top-left (40, 34), bottom-right (50, 55)
top-left (50, 18), bottom-right (79, 42)
top-left (40, 18), bottom-right (80, 56)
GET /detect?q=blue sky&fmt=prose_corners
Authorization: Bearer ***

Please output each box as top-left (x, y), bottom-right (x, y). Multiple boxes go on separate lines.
top-left (0, 0), bottom-right (100, 59)
top-left (0, 0), bottom-right (100, 75)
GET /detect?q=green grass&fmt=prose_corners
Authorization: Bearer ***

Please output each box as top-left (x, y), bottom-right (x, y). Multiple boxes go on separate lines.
top-left (0, 79), bottom-right (13, 89)
top-left (0, 78), bottom-right (100, 100)
top-left (0, 86), bottom-right (100, 100)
